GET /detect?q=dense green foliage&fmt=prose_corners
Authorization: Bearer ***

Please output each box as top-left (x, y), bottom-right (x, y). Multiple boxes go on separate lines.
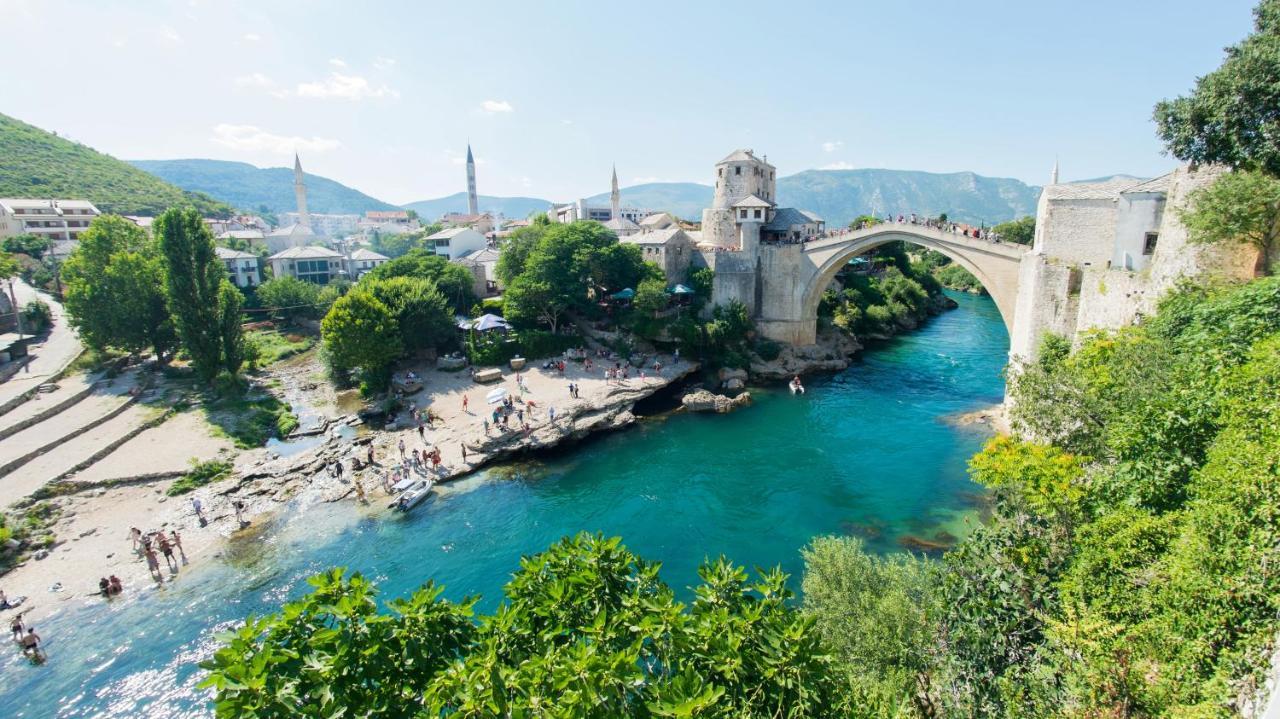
top-left (363, 248), bottom-right (476, 312)
top-left (820, 245), bottom-right (944, 337)
top-left (798, 277), bottom-right (1280, 716)
top-left (362, 276), bottom-right (455, 356)
top-left (156, 208), bottom-right (245, 381)
top-left (203, 533), bottom-right (849, 718)
top-left (501, 221), bottom-right (652, 334)
top-left (20, 299), bottom-right (52, 333)
top-left (992, 215), bottom-right (1036, 245)
top-left (130, 159), bottom-right (398, 214)
top-left (254, 277), bottom-right (324, 322)
top-left (2, 233), bottom-right (50, 259)
top-left (61, 215), bottom-right (176, 359)
top-left (0, 113), bottom-right (231, 216)
top-left (1154, 0), bottom-right (1280, 176)
top-left (464, 328), bottom-right (581, 366)
top-left (933, 263), bottom-right (985, 293)
top-left (1181, 170), bottom-right (1280, 274)
top-left (321, 289), bottom-right (402, 389)
top-left (669, 300), bottom-right (754, 369)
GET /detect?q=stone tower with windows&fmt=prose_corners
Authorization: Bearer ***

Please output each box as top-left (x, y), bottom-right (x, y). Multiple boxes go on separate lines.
top-left (701, 149), bottom-right (777, 253)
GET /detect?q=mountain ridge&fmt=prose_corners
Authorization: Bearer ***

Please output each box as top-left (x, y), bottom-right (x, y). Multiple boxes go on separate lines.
top-left (129, 158), bottom-right (398, 215)
top-left (0, 113), bottom-right (232, 217)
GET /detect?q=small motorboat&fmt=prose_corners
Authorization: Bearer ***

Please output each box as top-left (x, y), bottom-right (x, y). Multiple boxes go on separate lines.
top-left (789, 377), bottom-right (805, 395)
top-left (394, 479), bottom-right (434, 511)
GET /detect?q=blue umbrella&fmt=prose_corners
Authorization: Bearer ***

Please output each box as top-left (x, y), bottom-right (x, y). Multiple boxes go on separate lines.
top-left (670, 284), bottom-right (694, 295)
top-left (610, 288), bottom-right (635, 300)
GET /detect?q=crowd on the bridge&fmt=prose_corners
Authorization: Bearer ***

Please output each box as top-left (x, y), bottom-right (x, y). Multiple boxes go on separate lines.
top-left (843, 214), bottom-right (1003, 241)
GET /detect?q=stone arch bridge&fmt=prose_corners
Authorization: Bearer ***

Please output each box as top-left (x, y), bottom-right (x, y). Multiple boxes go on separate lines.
top-left (752, 224), bottom-right (1029, 345)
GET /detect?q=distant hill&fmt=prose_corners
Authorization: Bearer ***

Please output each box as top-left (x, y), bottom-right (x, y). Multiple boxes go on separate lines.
top-left (403, 193), bottom-right (553, 220)
top-left (585, 183), bottom-right (714, 221)
top-left (580, 171), bottom-right (1041, 226)
top-left (130, 158), bottom-right (398, 215)
top-left (776, 169), bottom-right (1040, 226)
top-left (0, 113), bottom-right (232, 217)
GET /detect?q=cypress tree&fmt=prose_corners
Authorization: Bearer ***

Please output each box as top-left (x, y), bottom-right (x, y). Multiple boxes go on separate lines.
top-left (156, 207), bottom-right (227, 382)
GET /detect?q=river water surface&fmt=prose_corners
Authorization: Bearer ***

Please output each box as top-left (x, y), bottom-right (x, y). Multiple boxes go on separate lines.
top-left (0, 290), bottom-right (1008, 718)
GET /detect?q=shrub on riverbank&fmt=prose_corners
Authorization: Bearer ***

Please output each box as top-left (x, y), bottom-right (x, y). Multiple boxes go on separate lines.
top-left (800, 276), bottom-right (1280, 716)
top-left (203, 533), bottom-right (851, 718)
top-left (166, 458), bottom-right (233, 496)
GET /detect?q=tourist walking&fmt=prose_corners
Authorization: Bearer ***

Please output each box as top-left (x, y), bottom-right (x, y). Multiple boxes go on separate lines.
top-left (233, 500), bottom-right (246, 527)
top-left (398, 438), bottom-right (406, 460)
top-left (169, 530), bottom-right (185, 562)
top-left (462, 395), bottom-right (469, 413)
top-left (10, 613), bottom-right (24, 641)
top-left (460, 444), bottom-right (467, 462)
top-left (130, 527), bottom-right (143, 554)
top-left (367, 445), bottom-right (375, 466)
top-left (144, 546), bottom-right (162, 580)
top-left (191, 497), bottom-right (206, 527)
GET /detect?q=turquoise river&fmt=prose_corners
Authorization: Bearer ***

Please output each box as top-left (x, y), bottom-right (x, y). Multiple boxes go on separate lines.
top-left (0, 290), bottom-right (1008, 718)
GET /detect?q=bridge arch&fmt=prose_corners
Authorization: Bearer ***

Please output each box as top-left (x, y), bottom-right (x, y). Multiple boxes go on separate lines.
top-left (754, 225), bottom-right (1027, 346)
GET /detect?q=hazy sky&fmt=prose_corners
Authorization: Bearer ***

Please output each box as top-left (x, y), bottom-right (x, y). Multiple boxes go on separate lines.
top-left (0, 0), bottom-right (1259, 204)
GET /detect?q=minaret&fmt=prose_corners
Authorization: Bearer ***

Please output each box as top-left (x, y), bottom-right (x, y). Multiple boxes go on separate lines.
top-left (1050, 158), bottom-right (1060, 185)
top-left (293, 153), bottom-right (310, 230)
top-left (466, 144), bottom-right (479, 216)
top-left (610, 165), bottom-right (620, 221)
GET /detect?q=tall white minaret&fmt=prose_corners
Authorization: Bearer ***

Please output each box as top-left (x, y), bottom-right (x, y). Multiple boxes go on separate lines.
top-left (466, 144), bottom-right (479, 216)
top-left (1050, 158), bottom-right (1060, 185)
top-left (293, 153), bottom-right (310, 230)
top-left (610, 164), bottom-right (620, 221)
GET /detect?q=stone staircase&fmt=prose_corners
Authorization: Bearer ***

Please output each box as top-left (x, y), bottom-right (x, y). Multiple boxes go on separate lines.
top-left (0, 369), bottom-right (168, 507)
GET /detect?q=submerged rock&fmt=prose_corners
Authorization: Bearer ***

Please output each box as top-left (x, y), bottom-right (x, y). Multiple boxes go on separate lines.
top-left (681, 389), bottom-right (752, 414)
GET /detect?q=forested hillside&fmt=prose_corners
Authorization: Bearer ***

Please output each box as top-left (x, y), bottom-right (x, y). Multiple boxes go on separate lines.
top-left (0, 113), bottom-right (232, 217)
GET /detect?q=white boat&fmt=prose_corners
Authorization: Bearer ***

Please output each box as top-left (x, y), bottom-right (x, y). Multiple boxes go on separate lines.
top-left (789, 378), bottom-right (805, 395)
top-left (394, 479), bottom-right (434, 511)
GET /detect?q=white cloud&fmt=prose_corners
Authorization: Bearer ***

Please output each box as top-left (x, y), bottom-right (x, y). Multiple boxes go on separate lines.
top-left (561, 119), bottom-right (573, 125)
top-left (822, 140), bottom-right (843, 153)
top-left (242, 33), bottom-right (261, 42)
top-left (373, 56), bottom-right (396, 70)
top-left (518, 176), bottom-right (533, 188)
top-left (296, 72), bottom-right (399, 100)
top-left (329, 57), bottom-right (347, 68)
top-left (820, 161), bottom-right (855, 170)
top-left (479, 99), bottom-right (514, 114)
top-left (211, 124), bottom-right (341, 154)
top-left (234, 72), bottom-right (274, 89)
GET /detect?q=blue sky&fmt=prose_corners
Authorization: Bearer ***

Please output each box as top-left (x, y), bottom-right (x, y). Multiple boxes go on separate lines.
top-left (0, 0), bottom-right (1259, 204)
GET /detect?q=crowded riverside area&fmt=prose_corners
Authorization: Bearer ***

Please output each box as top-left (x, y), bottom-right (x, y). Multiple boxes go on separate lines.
top-left (0, 290), bottom-right (1009, 717)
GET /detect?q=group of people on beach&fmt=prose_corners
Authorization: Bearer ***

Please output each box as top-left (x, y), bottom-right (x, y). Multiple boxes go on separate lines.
top-left (129, 527), bottom-right (185, 581)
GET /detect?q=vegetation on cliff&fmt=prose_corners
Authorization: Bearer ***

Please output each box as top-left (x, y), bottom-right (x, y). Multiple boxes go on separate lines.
top-left (0, 113), bottom-right (231, 216)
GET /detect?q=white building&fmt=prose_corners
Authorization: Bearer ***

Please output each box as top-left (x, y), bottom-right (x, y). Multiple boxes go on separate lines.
top-left (282, 212), bottom-right (361, 237)
top-left (267, 246), bottom-right (346, 284)
top-left (426, 226), bottom-right (486, 260)
top-left (347, 248), bottom-right (390, 278)
top-left (0, 198), bottom-right (100, 243)
top-left (215, 246), bottom-right (262, 288)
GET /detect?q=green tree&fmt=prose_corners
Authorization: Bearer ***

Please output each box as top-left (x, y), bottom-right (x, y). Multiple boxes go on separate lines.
top-left (2, 233), bottom-right (50, 259)
top-left (1153, 0), bottom-right (1280, 176)
top-left (321, 289), bottom-right (402, 388)
top-left (1180, 169), bottom-right (1280, 274)
top-left (503, 276), bottom-right (568, 333)
top-left (218, 281), bottom-right (245, 375)
top-left (496, 219), bottom-right (550, 284)
top-left (363, 248), bottom-right (474, 312)
top-left (802, 536), bottom-right (941, 716)
top-left (255, 276), bottom-right (322, 322)
top-left (61, 215), bottom-right (176, 359)
top-left (992, 215), bottom-right (1036, 245)
top-left (202, 533), bottom-right (851, 719)
top-left (633, 277), bottom-right (669, 316)
top-left (0, 250), bottom-right (18, 280)
top-left (156, 207), bottom-right (232, 381)
top-left (690, 266), bottom-right (715, 300)
top-left (363, 276), bottom-right (454, 354)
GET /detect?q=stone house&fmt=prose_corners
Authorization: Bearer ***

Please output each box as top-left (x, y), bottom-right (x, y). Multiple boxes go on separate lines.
top-left (622, 227), bottom-right (696, 283)
top-left (215, 246), bottom-right (261, 288)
